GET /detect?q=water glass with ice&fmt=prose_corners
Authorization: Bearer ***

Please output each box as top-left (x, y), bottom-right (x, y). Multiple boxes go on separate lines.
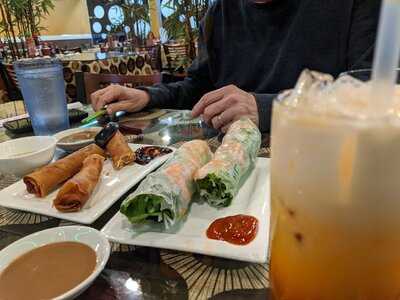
top-left (14, 58), bottom-right (69, 136)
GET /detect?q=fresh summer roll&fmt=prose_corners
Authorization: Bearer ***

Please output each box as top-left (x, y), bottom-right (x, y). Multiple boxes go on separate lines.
top-left (194, 118), bottom-right (261, 208)
top-left (120, 140), bottom-right (212, 229)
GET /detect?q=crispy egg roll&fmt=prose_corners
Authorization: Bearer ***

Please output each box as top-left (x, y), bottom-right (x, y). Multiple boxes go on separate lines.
top-left (106, 130), bottom-right (135, 169)
top-left (23, 144), bottom-right (105, 197)
top-left (54, 154), bottom-right (105, 212)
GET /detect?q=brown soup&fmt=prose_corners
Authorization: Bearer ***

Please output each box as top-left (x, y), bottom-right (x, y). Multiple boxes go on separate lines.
top-left (0, 241), bottom-right (96, 300)
top-left (59, 131), bottom-right (98, 144)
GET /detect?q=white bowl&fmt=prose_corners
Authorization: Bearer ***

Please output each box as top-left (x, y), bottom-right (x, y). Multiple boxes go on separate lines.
top-left (0, 226), bottom-right (111, 300)
top-left (0, 136), bottom-right (56, 176)
top-left (54, 127), bottom-right (102, 153)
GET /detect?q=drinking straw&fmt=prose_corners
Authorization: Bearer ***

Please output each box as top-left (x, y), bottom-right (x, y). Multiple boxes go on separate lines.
top-left (371, 0), bottom-right (400, 113)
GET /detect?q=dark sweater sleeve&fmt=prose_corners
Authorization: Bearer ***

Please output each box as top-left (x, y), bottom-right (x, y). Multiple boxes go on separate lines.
top-left (141, 13), bottom-right (214, 110)
top-left (253, 93), bottom-right (276, 133)
top-left (347, 0), bottom-right (381, 70)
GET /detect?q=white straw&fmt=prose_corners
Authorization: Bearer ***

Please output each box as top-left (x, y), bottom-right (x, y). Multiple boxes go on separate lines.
top-left (371, 0), bottom-right (400, 113)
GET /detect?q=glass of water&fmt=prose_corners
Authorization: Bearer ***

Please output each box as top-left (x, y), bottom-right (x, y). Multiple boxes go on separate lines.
top-left (14, 58), bottom-right (69, 135)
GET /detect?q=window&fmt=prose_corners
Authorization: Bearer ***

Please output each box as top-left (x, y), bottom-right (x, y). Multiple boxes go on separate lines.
top-left (87, 0), bottom-right (212, 43)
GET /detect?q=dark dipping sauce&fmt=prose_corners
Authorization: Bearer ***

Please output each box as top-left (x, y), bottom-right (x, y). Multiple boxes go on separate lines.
top-left (206, 214), bottom-right (258, 245)
top-left (135, 146), bottom-right (173, 165)
top-left (0, 241), bottom-right (96, 300)
top-left (59, 131), bottom-right (98, 144)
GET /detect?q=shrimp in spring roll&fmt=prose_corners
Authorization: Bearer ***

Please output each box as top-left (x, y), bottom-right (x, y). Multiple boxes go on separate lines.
top-left (23, 144), bottom-right (105, 197)
top-left (120, 140), bottom-right (212, 229)
top-left (106, 130), bottom-right (135, 170)
top-left (54, 154), bottom-right (105, 212)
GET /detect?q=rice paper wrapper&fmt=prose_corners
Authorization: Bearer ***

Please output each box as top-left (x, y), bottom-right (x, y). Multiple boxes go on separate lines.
top-left (195, 118), bottom-right (261, 207)
top-left (120, 140), bottom-right (212, 229)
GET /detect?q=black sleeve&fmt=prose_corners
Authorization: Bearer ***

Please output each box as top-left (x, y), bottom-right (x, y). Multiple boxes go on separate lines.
top-left (253, 93), bottom-right (276, 134)
top-left (347, 0), bottom-right (381, 70)
top-left (141, 11), bottom-right (215, 110)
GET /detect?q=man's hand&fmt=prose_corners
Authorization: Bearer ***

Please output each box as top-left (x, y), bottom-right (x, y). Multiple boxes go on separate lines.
top-left (91, 85), bottom-right (150, 115)
top-left (191, 85), bottom-right (259, 132)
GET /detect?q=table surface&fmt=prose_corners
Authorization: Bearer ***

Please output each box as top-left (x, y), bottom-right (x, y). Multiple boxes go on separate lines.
top-left (0, 108), bottom-right (271, 300)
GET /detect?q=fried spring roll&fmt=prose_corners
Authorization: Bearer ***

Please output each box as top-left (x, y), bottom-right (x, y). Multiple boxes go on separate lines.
top-left (106, 130), bottom-right (135, 169)
top-left (54, 154), bottom-right (105, 212)
top-left (23, 144), bottom-right (105, 197)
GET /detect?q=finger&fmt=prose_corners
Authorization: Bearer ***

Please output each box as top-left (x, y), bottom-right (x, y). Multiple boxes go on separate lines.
top-left (192, 92), bottom-right (224, 118)
top-left (211, 106), bottom-right (240, 129)
top-left (106, 100), bottom-right (140, 115)
top-left (193, 84), bottom-right (239, 116)
top-left (191, 86), bottom-right (229, 117)
top-left (221, 122), bottom-right (233, 133)
top-left (90, 87), bottom-right (110, 111)
top-left (203, 94), bottom-right (239, 124)
top-left (92, 87), bottom-right (113, 111)
top-left (91, 86), bottom-right (108, 99)
top-left (96, 86), bottom-right (123, 111)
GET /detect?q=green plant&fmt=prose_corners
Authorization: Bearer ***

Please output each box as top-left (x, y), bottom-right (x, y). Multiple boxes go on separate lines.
top-left (0, 0), bottom-right (55, 59)
top-left (108, 0), bottom-right (150, 45)
top-left (173, 55), bottom-right (191, 73)
top-left (162, 0), bottom-right (210, 59)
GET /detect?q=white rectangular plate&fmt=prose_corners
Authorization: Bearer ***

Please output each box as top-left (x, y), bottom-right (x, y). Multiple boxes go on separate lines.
top-left (102, 158), bottom-right (270, 263)
top-left (0, 144), bottom-right (173, 224)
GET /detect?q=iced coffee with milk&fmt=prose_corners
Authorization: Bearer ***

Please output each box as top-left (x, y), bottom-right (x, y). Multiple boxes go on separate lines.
top-left (270, 70), bottom-right (400, 300)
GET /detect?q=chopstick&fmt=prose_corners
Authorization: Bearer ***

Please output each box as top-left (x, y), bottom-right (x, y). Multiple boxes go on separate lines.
top-left (81, 109), bottom-right (106, 124)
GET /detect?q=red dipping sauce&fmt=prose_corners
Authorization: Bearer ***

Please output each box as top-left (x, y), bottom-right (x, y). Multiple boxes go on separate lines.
top-left (206, 215), bottom-right (258, 245)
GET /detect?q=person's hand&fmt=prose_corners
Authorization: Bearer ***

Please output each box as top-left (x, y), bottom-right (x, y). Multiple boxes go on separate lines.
top-left (191, 85), bottom-right (259, 133)
top-left (91, 85), bottom-right (150, 115)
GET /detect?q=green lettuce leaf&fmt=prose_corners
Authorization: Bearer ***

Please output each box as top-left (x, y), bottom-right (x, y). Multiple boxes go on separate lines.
top-left (120, 194), bottom-right (174, 224)
top-left (197, 174), bottom-right (233, 208)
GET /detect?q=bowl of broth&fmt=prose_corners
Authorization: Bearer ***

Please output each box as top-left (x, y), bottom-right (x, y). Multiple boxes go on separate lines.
top-left (54, 127), bottom-right (102, 152)
top-left (0, 226), bottom-right (110, 300)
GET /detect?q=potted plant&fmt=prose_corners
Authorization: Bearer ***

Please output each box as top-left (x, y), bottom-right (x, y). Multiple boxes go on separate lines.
top-left (0, 0), bottom-right (55, 60)
top-left (162, 0), bottom-right (210, 60)
top-left (106, 0), bottom-right (150, 48)
top-left (121, 0), bottom-right (150, 46)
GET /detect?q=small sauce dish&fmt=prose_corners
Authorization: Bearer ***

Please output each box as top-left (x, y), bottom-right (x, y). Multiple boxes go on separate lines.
top-left (54, 127), bottom-right (102, 153)
top-left (0, 226), bottom-right (110, 300)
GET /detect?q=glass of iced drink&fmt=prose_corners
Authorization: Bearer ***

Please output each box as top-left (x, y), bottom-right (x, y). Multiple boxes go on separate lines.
top-left (341, 68), bottom-right (400, 82)
top-left (270, 70), bottom-right (400, 300)
top-left (14, 58), bottom-right (69, 136)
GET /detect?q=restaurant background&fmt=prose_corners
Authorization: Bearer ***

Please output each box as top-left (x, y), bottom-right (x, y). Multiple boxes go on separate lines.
top-left (0, 0), bottom-right (213, 104)
top-left (0, 1), bottom-right (271, 297)
top-left (0, 0), bottom-right (391, 299)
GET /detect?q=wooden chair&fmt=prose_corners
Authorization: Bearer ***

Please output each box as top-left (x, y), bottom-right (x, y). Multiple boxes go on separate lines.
top-left (83, 73), bottom-right (161, 104)
top-left (163, 43), bottom-right (190, 72)
top-left (138, 44), bottom-right (162, 72)
top-left (2, 63), bottom-right (21, 100)
top-left (5, 63), bottom-right (19, 89)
